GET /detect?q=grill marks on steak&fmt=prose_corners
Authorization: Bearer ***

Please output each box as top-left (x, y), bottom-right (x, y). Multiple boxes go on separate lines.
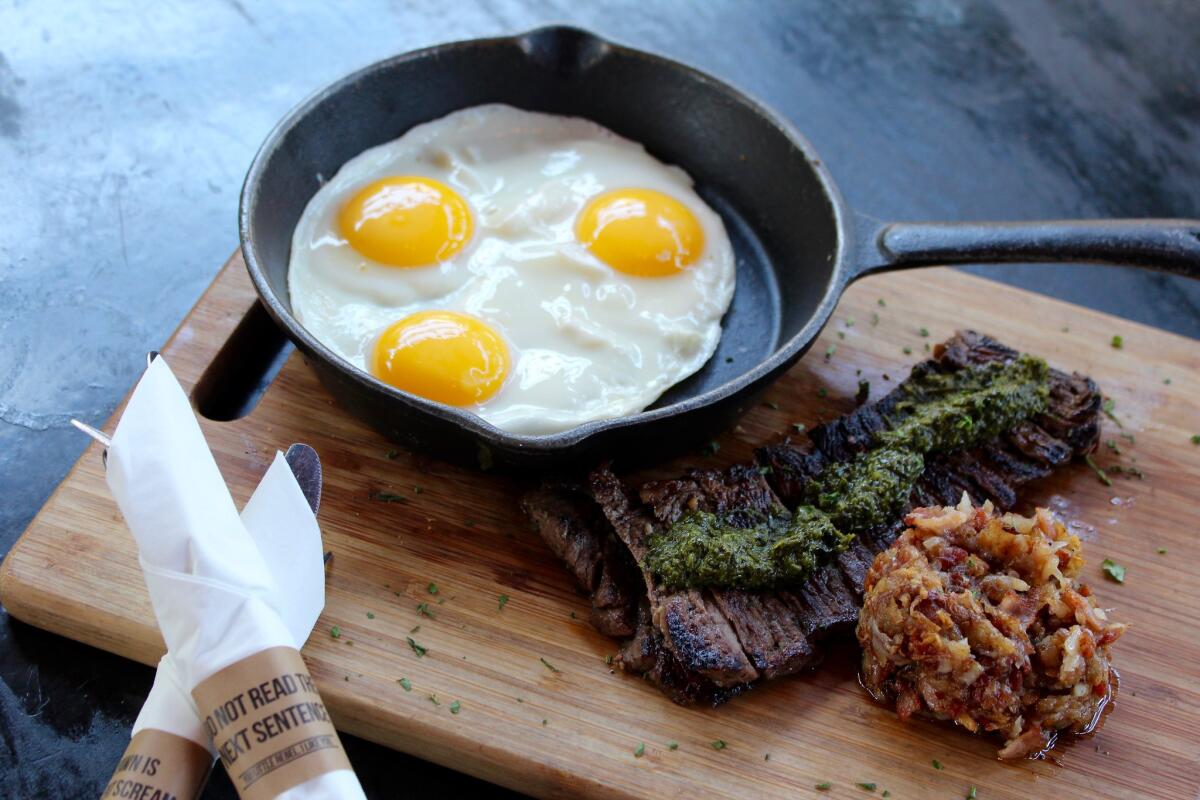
top-left (521, 331), bottom-right (1102, 704)
top-left (589, 467), bottom-right (760, 687)
top-left (638, 466), bottom-right (833, 681)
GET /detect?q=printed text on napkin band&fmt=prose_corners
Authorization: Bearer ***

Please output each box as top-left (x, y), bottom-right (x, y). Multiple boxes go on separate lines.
top-left (192, 646), bottom-right (351, 800)
top-left (103, 728), bottom-right (211, 800)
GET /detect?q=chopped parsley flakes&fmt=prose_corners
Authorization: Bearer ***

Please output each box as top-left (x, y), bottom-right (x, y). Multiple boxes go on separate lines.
top-left (449, 700), bottom-right (461, 715)
top-left (330, 625), bottom-right (341, 639)
top-left (932, 759), bottom-right (943, 769)
top-left (1111, 334), bottom-right (1123, 349)
top-left (372, 491), bottom-right (406, 503)
top-left (856, 783), bottom-right (877, 792)
top-left (427, 582), bottom-right (439, 594)
top-left (416, 602), bottom-right (434, 618)
top-left (498, 594), bottom-right (510, 611)
top-left (397, 677), bottom-right (412, 691)
top-left (1102, 559), bottom-right (1126, 583)
top-left (634, 742), bottom-right (645, 758)
top-left (407, 637), bottom-right (427, 657)
top-left (1084, 454), bottom-right (1112, 487)
top-left (366, 611), bottom-right (375, 619)
top-left (540, 657), bottom-right (561, 673)
top-left (1101, 398), bottom-right (1124, 428)
top-left (815, 783), bottom-right (832, 792)
top-left (711, 739), bottom-right (726, 750)
top-left (667, 740), bottom-right (678, 750)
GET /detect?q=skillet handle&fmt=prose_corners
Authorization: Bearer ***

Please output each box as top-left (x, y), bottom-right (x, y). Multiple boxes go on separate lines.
top-left (851, 218), bottom-right (1200, 282)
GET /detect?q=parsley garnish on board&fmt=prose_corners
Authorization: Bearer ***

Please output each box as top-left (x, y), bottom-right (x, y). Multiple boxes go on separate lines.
top-left (498, 594), bottom-right (510, 611)
top-left (667, 740), bottom-right (678, 750)
top-left (633, 742), bottom-right (645, 758)
top-left (919, 327), bottom-right (930, 337)
top-left (407, 637), bottom-right (427, 657)
top-left (1084, 454), bottom-right (1112, 487)
top-left (449, 700), bottom-right (461, 715)
top-left (1101, 398), bottom-right (1124, 428)
top-left (540, 657), bottom-right (561, 673)
top-left (366, 611), bottom-right (375, 619)
top-left (372, 491), bottom-right (406, 503)
top-left (428, 694), bottom-right (440, 706)
top-left (856, 783), bottom-right (877, 792)
top-left (1102, 559), bottom-right (1126, 583)
top-left (1192, 434), bottom-right (1200, 445)
top-left (815, 783), bottom-right (832, 791)
top-left (385, 449), bottom-right (399, 459)
top-left (397, 677), bottom-right (412, 692)
top-left (825, 343), bottom-right (837, 360)
top-left (1111, 334), bottom-right (1123, 349)
top-left (966, 788), bottom-right (977, 800)
top-left (427, 582), bottom-right (439, 595)
top-left (416, 602), bottom-right (434, 618)
top-left (711, 740), bottom-right (727, 750)
top-left (932, 759), bottom-right (943, 769)
top-left (330, 625), bottom-right (341, 639)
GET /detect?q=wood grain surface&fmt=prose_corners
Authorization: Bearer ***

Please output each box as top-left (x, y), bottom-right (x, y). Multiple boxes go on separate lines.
top-left (2, 253), bottom-right (1198, 799)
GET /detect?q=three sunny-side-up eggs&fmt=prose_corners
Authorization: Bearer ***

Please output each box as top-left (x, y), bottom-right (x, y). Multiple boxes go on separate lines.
top-left (288, 104), bottom-right (735, 435)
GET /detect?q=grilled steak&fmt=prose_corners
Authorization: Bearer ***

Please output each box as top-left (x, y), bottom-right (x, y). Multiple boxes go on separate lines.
top-left (522, 331), bottom-right (1103, 704)
top-left (520, 483), bottom-right (640, 638)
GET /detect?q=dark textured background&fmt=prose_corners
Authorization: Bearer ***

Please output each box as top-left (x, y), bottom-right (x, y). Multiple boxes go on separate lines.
top-left (1, 1), bottom-right (1197, 797)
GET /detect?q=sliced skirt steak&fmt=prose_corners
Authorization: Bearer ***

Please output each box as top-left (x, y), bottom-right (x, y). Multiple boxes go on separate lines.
top-left (522, 331), bottom-right (1102, 704)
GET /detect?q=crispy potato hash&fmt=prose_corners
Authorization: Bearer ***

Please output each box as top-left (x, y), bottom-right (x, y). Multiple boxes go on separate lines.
top-left (857, 495), bottom-right (1126, 758)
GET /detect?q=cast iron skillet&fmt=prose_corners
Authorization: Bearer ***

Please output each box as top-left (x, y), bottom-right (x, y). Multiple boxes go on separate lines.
top-left (240, 26), bottom-right (1200, 470)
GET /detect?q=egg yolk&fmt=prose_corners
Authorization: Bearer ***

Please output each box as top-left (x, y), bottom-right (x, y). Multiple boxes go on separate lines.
top-left (372, 310), bottom-right (509, 406)
top-left (576, 188), bottom-right (704, 277)
top-left (339, 176), bottom-right (473, 267)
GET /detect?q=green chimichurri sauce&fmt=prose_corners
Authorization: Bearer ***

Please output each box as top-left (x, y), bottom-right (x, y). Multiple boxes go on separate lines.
top-left (644, 355), bottom-right (1050, 590)
top-left (643, 506), bottom-right (854, 592)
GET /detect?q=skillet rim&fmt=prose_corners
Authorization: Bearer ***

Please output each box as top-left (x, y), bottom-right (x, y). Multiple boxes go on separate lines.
top-left (239, 25), bottom-right (852, 453)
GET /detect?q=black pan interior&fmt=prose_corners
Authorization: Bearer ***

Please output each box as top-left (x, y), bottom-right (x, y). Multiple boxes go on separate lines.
top-left (246, 27), bottom-right (840, 412)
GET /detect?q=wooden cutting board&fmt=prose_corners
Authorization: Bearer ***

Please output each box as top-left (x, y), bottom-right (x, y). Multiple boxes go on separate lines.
top-left (3, 253), bottom-right (1199, 799)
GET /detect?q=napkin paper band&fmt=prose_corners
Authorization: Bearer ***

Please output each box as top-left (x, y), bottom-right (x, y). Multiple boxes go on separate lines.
top-left (192, 646), bottom-right (350, 800)
top-left (103, 728), bottom-right (211, 799)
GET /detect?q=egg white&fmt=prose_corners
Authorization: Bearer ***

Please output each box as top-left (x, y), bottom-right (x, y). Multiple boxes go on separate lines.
top-left (288, 104), bottom-right (736, 435)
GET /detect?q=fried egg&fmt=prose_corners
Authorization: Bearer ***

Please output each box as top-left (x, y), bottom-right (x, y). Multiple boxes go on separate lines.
top-left (288, 104), bottom-right (735, 435)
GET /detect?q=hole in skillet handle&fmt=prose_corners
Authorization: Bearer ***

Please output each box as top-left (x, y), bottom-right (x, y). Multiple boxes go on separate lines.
top-left (517, 25), bottom-right (613, 76)
top-left (193, 300), bottom-right (294, 421)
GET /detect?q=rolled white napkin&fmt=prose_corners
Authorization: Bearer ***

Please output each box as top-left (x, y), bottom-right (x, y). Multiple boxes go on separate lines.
top-left (104, 356), bottom-right (364, 799)
top-left (132, 450), bottom-right (327, 752)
